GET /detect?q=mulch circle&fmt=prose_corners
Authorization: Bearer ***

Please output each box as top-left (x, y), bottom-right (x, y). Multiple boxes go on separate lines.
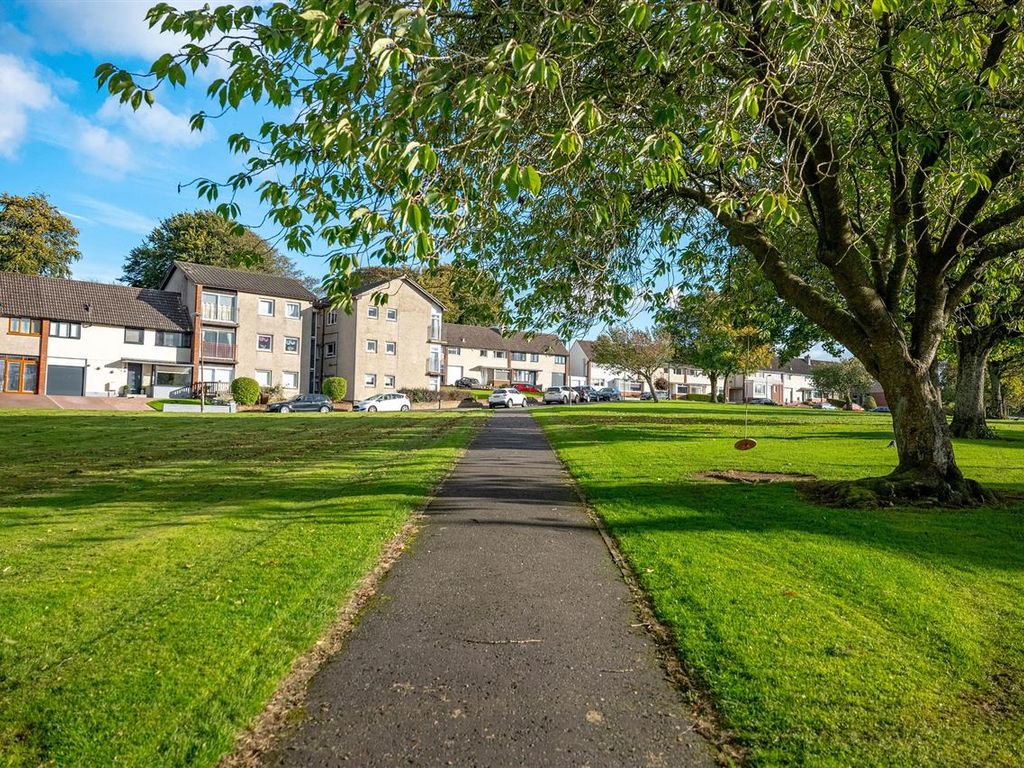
top-left (695, 470), bottom-right (817, 484)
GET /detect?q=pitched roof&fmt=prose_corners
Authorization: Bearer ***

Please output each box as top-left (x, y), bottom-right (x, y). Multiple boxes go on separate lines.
top-left (0, 271), bottom-right (192, 331)
top-left (167, 260), bottom-right (317, 302)
top-left (443, 323), bottom-right (568, 355)
top-left (575, 339), bottom-right (596, 358)
top-left (770, 355), bottom-right (832, 375)
top-left (353, 275), bottom-right (446, 311)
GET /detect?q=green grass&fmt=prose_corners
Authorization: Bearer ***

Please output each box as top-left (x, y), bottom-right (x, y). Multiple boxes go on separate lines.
top-left (146, 398), bottom-right (202, 411)
top-left (534, 402), bottom-right (1024, 767)
top-left (0, 409), bottom-right (485, 767)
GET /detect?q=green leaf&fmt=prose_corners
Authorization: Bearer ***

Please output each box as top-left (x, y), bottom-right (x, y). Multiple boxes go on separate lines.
top-left (522, 165), bottom-right (541, 195)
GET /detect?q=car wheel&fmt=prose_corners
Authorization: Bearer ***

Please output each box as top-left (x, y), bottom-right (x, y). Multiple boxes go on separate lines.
top-left (401, 404), bottom-right (410, 412)
top-left (521, 400), bottom-right (527, 408)
top-left (319, 405), bottom-right (330, 413)
top-left (368, 405), bottom-right (377, 412)
top-left (506, 400), bottom-right (513, 408)
top-left (489, 404), bottom-right (495, 409)
top-left (280, 405), bottom-right (291, 413)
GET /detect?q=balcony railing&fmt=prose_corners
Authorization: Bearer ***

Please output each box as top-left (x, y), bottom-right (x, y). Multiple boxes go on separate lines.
top-left (201, 303), bottom-right (238, 323)
top-left (428, 319), bottom-right (442, 341)
top-left (201, 341), bottom-right (237, 360)
top-left (426, 355), bottom-right (443, 375)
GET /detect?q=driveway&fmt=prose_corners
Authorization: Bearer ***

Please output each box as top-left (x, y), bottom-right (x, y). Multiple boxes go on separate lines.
top-left (0, 394), bottom-right (155, 411)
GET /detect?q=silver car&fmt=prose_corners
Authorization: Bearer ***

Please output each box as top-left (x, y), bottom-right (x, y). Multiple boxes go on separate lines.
top-left (543, 386), bottom-right (579, 404)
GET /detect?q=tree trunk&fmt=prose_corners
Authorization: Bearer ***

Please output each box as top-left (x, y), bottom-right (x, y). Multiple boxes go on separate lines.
top-left (642, 373), bottom-right (659, 402)
top-left (988, 363), bottom-right (1008, 419)
top-left (708, 372), bottom-right (719, 403)
top-left (950, 339), bottom-right (995, 439)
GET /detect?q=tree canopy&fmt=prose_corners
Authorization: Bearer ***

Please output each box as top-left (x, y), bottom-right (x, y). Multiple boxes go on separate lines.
top-left (99, 0), bottom-right (1024, 501)
top-left (121, 210), bottom-right (307, 289)
top-left (591, 327), bottom-right (674, 397)
top-left (0, 193), bottom-right (80, 278)
top-left (810, 359), bottom-right (875, 406)
top-left (355, 264), bottom-right (505, 325)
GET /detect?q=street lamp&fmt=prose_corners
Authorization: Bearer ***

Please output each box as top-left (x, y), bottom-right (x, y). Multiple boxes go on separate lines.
top-left (194, 311), bottom-right (205, 414)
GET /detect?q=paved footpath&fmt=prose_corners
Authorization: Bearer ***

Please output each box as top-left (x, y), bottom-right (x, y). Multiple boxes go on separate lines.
top-left (270, 411), bottom-right (714, 767)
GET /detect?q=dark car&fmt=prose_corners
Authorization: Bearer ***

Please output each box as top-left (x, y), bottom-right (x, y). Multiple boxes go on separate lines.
top-left (454, 377), bottom-right (480, 388)
top-left (267, 394), bottom-right (333, 413)
top-left (597, 387), bottom-right (622, 401)
top-left (572, 386), bottom-right (601, 402)
top-left (640, 390), bottom-right (670, 401)
top-left (749, 397), bottom-right (779, 406)
top-left (871, 406), bottom-right (891, 413)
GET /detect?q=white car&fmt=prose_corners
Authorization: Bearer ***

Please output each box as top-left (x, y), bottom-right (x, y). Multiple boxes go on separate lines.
top-left (543, 386), bottom-right (579, 404)
top-left (354, 393), bottom-right (412, 412)
top-left (488, 387), bottom-right (527, 409)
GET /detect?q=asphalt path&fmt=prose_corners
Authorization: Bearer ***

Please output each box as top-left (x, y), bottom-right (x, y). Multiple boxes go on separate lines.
top-left (269, 410), bottom-right (714, 767)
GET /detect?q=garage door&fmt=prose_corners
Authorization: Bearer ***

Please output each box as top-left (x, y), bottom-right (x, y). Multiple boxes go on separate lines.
top-left (446, 365), bottom-right (463, 386)
top-left (46, 365), bottom-right (85, 396)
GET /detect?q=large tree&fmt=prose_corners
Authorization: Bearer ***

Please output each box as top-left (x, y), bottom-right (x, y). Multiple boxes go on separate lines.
top-left (100, 1), bottom-right (1024, 503)
top-left (811, 359), bottom-right (876, 407)
top-left (122, 210), bottom-right (307, 288)
top-left (591, 327), bottom-right (674, 398)
top-left (0, 193), bottom-right (80, 277)
top-left (355, 264), bottom-right (505, 325)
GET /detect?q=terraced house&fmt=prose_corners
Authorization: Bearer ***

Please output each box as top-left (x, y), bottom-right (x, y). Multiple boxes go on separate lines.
top-left (443, 323), bottom-right (569, 389)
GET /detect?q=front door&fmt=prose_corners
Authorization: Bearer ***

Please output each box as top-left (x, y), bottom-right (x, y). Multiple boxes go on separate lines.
top-left (126, 363), bottom-right (143, 395)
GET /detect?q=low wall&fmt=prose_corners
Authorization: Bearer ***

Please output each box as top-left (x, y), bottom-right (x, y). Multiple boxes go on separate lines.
top-left (163, 403), bottom-right (236, 414)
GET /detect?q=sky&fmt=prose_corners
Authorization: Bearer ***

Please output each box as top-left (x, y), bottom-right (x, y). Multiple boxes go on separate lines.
top-left (0, 0), bottom-right (323, 284)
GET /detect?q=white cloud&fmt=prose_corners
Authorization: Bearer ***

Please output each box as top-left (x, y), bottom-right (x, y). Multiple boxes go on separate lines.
top-left (67, 194), bottom-right (155, 235)
top-left (75, 122), bottom-right (135, 178)
top-left (0, 53), bottom-right (55, 159)
top-left (98, 96), bottom-right (207, 148)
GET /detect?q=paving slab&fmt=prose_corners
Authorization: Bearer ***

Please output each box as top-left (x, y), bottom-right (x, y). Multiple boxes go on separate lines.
top-left (269, 410), bottom-right (715, 768)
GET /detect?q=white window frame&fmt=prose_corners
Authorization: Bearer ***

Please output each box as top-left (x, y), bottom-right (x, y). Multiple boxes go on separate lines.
top-left (367, 305), bottom-right (379, 319)
top-left (449, 346), bottom-right (461, 355)
top-left (285, 302), bottom-right (301, 319)
top-left (530, 353), bottom-right (540, 362)
top-left (386, 307), bottom-right (398, 321)
top-left (255, 369), bottom-right (272, 387)
top-left (480, 349), bottom-right (488, 357)
top-left (554, 355), bottom-right (567, 365)
top-left (258, 298), bottom-right (275, 316)
top-left (257, 334), bottom-right (273, 352)
top-left (124, 327), bottom-right (144, 344)
top-left (384, 374), bottom-right (396, 388)
top-left (366, 339), bottom-right (378, 353)
top-left (50, 321), bottom-right (82, 339)
top-left (327, 310), bottom-right (338, 325)
top-left (325, 341), bottom-right (337, 358)
top-left (493, 350), bottom-right (506, 359)
top-left (284, 336), bottom-right (300, 354)
top-left (364, 373), bottom-right (377, 387)
top-left (282, 371), bottom-right (299, 389)
top-left (385, 341), bottom-right (397, 355)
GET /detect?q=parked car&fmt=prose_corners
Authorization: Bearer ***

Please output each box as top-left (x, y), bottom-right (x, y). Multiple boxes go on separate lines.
top-left (488, 387), bottom-right (528, 409)
top-left (454, 377), bottom-right (480, 388)
top-left (813, 402), bottom-right (838, 410)
top-left (267, 394), bottom-right (333, 413)
top-left (843, 402), bottom-right (865, 411)
top-left (543, 386), bottom-right (580, 404)
top-left (572, 386), bottom-right (601, 402)
top-left (640, 390), bottom-right (670, 401)
top-left (597, 387), bottom-right (622, 401)
top-left (871, 405), bottom-right (891, 413)
top-left (512, 383), bottom-right (542, 394)
top-left (353, 393), bottom-right (412, 412)
top-left (748, 397), bottom-right (779, 406)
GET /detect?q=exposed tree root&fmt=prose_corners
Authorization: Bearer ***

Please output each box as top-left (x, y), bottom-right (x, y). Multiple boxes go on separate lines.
top-left (803, 471), bottom-right (995, 509)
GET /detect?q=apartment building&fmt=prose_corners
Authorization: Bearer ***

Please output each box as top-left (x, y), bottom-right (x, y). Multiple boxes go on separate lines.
top-left (319, 275), bottom-right (446, 402)
top-left (161, 261), bottom-right (318, 395)
top-left (443, 323), bottom-right (569, 388)
top-left (0, 270), bottom-right (193, 397)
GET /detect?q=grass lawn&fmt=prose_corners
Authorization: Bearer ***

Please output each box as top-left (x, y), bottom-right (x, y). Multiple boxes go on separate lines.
top-left (534, 402), bottom-right (1024, 767)
top-left (0, 409), bottom-right (485, 767)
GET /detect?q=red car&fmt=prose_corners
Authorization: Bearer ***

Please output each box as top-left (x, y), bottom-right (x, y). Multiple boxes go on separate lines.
top-left (513, 383), bottom-right (542, 394)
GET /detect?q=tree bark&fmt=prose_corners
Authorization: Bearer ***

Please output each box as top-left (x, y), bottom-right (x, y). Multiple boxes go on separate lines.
top-left (708, 372), bottom-right (719, 403)
top-left (950, 338), bottom-right (995, 439)
top-left (988, 362), bottom-right (1008, 419)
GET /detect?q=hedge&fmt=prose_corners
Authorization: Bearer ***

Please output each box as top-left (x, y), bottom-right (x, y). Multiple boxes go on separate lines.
top-left (399, 386), bottom-right (468, 403)
top-left (685, 393), bottom-right (713, 402)
top-left (322, 377), bottom-right (348, 401)
top-left (230, 377), bottom-right (261, 405)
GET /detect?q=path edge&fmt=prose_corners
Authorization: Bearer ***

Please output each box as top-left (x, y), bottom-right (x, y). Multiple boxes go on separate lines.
top-left (216, 414), bottom-right (491, 768)
top-left (532, 413), bottom-right (746, 766)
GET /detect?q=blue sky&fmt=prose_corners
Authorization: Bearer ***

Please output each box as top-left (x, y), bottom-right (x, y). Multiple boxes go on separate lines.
top-left (0, 0), bottom-right (328, 284)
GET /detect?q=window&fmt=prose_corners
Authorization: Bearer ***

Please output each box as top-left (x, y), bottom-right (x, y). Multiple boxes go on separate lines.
top-left (9, 318), bottom-right (41, 335)
top-left (202, 328), bottom-right (236, 356)
top-left (201, 366), bottom-right (234, 383)
top-left (201, 292), bottom-right (237, 322)
top-left (629, 381), bottom-right (643, 393)
top-left (367, 305), bottom-right (379, 319)
top-left (282, 371), bottom-right (299, 389)
top-left (511, 351), bottom-right (527, 362)
top-left (255, 369), bottom-right (272, 387)
top-left (493, 350), bottom-right (506, 359)
top-left (675, 384), bottom-right (689, 395)
top-left (449, 346), bottom-right (461, 355)
top-left (124, 327), bottom-right (144, 344)
top-left (384, 374), bottom-right (396, 388)
top-left (156, 330), bottom-right (189, 347)
top-left (480, 349), bottom-right (488, 357)
top-left (155, 371), bottom-right (190, 387)
top-left (327, 310), bottom-right (338, 325)
top-left (754, 383), bottom-right (766, 395)
top-left (530, 353), bottom-right (540, 363)
top-left (325, 341), bottom-right (337, 358)
top-left (386, 307), bottom-right (398, 321)
top-left (674, 367), bottom-right (683, 375)
top-left (385, 341), bottom-right (397, 355)
top-left (284, 336), bottom-right (299, 354)
top-left (49, 321), bottom-right (81, 339)
top-left (366, 339), bottom-right (378, 353)
top-left (364, 373), bottom-right (377, 387)
top-left (258, 298), bottom-right (275, 316)
top-left (257, 334), bottom-right (273, 351)
top-left (285, 302), bottom-right (301, 319)
top-left (554, 355), bottom-right (567, 365)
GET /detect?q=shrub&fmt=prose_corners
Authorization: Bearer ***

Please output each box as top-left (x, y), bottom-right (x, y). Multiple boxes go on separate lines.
top-left (400, 386), bottom-right (467, 403)
top-left (864, 395), bottom-right (877, 410)
top-left (686, 393), bottom-right (713, 402)
top-left (322, 377), bottom-right (348, 401)
top-left (654, 376), bottom-right (669, 390)
top-left (260, 385), bottom-right (284, 404)
top-left (230, 377), bottom-right (261, 405)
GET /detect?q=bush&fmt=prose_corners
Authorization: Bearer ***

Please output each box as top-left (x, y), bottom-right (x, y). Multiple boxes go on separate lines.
top-left (654, 376), bottom-right (670, 390)
top-left (400, 386), bottom-right (467, 403)
top-left (322, 377), bottom-right (348, 401)
top-left (864, 395), bottom-right (877, 410)
top-left (685, 393), bottom-right (713, 402)
top-left (230, 377), bottom-right (261, 405)
top-left (260, 385), bottom-right (284, 404)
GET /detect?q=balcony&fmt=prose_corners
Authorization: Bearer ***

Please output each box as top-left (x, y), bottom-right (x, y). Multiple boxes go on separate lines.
top-left (428, 318), bottom-right (442, 341)
top-left (201, 341), bottom-right (237, 361)
top-left (426, 355), bottom-right (443, 375)
top-left (201, 303), bottom-right (238, 324)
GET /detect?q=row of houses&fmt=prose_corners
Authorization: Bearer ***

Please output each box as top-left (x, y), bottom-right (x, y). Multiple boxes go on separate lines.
top-left (1, 262), bottom-right (882, 405)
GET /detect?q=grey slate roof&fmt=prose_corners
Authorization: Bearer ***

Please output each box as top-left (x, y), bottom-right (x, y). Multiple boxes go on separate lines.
top-left (575, 339), bottom-right (596, 359)
top-left (0, 271), bottom-right (192, 331)
top-left (443, 323), bottom-right (568, 356)
top-left (353, 275), bottom-right (447, 311)
top-left (168, 260), bottom-right (317, 302)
